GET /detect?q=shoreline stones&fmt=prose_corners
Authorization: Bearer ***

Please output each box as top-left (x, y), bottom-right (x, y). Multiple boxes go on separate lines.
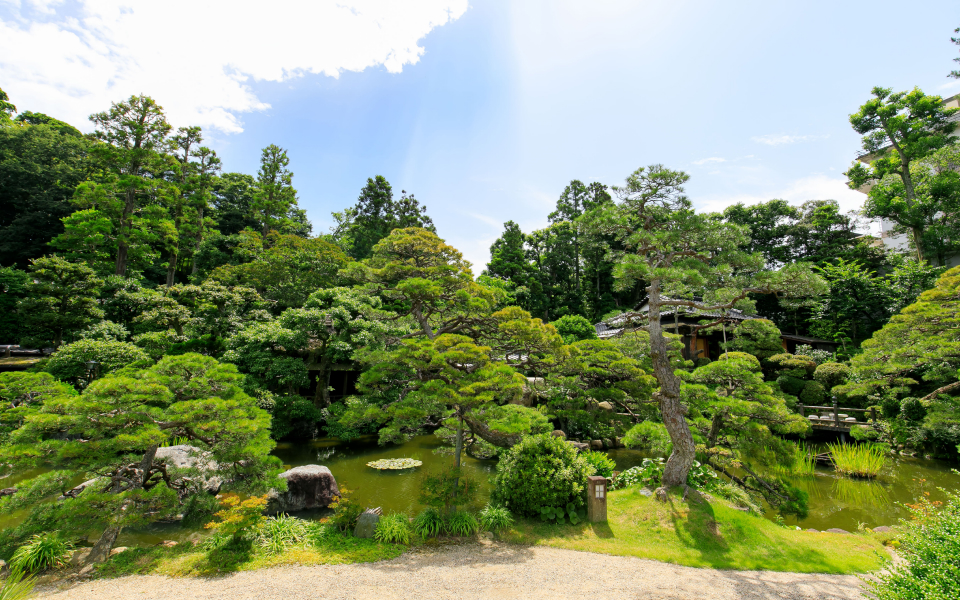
top-left (354, 507), bottom-right (382, 538)
top-left (266, 465), bottom-right (339, 514)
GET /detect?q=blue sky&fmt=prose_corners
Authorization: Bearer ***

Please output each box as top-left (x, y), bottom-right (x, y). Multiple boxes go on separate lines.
top-left (2, 0), bottom-right (959, 269)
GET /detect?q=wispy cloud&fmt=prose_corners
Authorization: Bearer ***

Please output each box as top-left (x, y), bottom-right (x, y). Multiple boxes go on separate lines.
top-left (751, 134), bottom-right (827, 146)
top-left (692, 157), bottom-right (726, 165)
top-left (0, 0), bottom-right (468, 133)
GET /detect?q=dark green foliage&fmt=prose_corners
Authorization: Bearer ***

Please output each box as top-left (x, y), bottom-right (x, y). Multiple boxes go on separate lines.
top-left (882, 396), bottom-right (902, 419)
top-left (339, 176), bottom-right (435, 260)
top-left (798, 381), bottom-right (826, 405)
top-left (550, 315), bottom-right (598, 344)
top-left (900, 397), bottom-right (927, 422)
top-left (866, 489), bottom-right (960, 600)
top-left (44, 339), bottom-right (150, 384)
top-left (17, 255), bottom-right (103, 349)
top-left (211, 173), bottom-right (260, 235)
top-left (0, 266), bottom-right (28, 343)
top-left (269, 394), bottom-right (322, 440)
top-left (0, 114), bottom-right (94, 268)
top-left (724, 319), bottom-right (783, 360)
top-left (776, 375), bottom-right (806, 398)
top-left (581, 450), bottom-right (616, 478)
top-left (623, 421), bottom-right (672, 456)
top-left (491, 434), bottom-right (591, 517)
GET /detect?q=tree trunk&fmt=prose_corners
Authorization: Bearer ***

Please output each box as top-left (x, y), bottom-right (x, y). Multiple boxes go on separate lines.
top-left (462, 412), bottom-right (523, 448)
top-left (648, 279), bottom-right (696, 488)
top-left (412, 305), bottom-right (435, 339)
top-left (86, 525), bottom-right (122, 565)
top-left (139, 444), bottom-right (159, 486)
top-left (191, 207), bottom-right (204, 276)
top-left (166, 248), bottom-right (178, 287)
top-left (115, 188), bottom-right (136, 276)
top-left (313, 350), bottom-right (332, 408)
top-left (921, 380), bottom-right (960, 401)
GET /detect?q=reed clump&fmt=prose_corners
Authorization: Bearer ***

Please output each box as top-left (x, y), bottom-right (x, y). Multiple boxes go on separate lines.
top-left (828, 442), bottom-right (887, 479)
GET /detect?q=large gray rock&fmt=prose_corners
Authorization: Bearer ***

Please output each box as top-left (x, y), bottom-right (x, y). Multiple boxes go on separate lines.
top-left (155, 445), bottom-right (222, 494)
top-left (267, 465), bottom-right (339, 513)
top-left (873, 525), bottom-right (894, 533)
top-left (354, 509), bottom-right (381, 538)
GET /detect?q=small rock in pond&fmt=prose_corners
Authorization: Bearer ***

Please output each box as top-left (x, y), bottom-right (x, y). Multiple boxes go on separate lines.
top-left (354, 509), bottom-right (381, 539)
top-left (551, 430), bottom-right (566, 439)
top-left (873, 526), bottom-right (894, 533)
top-left (826, 528), bottom-right (850, 534)
top-left (160, 540), bottom-right (178, 548)
top-left (590, 439), bottom-right (603, 450)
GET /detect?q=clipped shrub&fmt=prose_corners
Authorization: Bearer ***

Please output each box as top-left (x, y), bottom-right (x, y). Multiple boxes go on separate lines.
top-left (478, 505), bottom-right (514, 532)
top-left (794, 344), bottom-right (834, 365)
top-left (10, 532), bottom-right (74, 573)
top-left (550, 315), bottom-right (598, 344)
top-left (375, 513), bottom-right (412, 544)
top-left (445, 510), bottom-right (479, 536)
top-left (724, 319), bottom-right (783, 360)
top-left (901, 397), bottom-right (928, 422)
top-left (850, 425), bottom-right (880, 442)
top-left (77, 320), bottom-right (130, 342)
top-left (813, 361), bottom-right (850, 390)
top-left (767, 353), bottom-right (816, 377)
top-left (622, 421), bottom-right (672, 456)
top-left (881, 395), bottom-right (901, 419)
top-left (491, 434), bottom-right (592, 516)
top-left (581, 450), bottom-right (616, 478)
top-left (718, 352), bottom-right (762, 371)
top-left (412, 508), bottom-right (445, 539)
top-left (798, 381), bottom-right (826, 405)
top-left (132, 330), bottom-right (181, 361)
top-left (44, 339), bottom-right (149, 383)
top-left (776, 375), bottom-right (806, 397)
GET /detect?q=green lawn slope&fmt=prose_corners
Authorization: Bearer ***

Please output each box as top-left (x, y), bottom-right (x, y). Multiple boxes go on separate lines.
top-left (502, 487), bottom-right (889, 574)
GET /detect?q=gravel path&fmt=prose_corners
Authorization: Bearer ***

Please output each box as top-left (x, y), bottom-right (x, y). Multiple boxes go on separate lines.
top-left (36, 541), bottom-right (868, 600)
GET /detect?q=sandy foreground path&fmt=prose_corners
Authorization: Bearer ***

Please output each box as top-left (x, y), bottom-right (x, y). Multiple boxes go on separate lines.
top-left (35, 542), bottom-right (868, 600)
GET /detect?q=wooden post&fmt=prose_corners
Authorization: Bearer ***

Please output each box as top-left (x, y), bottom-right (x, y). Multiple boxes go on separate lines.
top-left (833, 398), bottom-right (840, 429)
top-left (799, 404), bottom-right (805, 418)
top-left (587, 476), bottom-right (607, 523)
top-left (870, 407), bottom-right (877, 424)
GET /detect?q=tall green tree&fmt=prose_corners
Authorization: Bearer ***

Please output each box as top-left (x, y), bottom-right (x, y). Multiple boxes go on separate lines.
top-left (603, 165), bottom-right (825, 487)
top-left (251, 145), bottom-right (298, 239)
top-left (339, 176), bottom-right (435, 259)
top-left (17, 256), bottom-right (104, 349)
top-left (211, 173), bottom-right (259, 235)
top-left (845, 86), bottom-right (959, 264)
top-left (0, 96), bottom-right (94, 267)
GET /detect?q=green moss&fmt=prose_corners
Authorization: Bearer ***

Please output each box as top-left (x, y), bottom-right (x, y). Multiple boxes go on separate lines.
top-left (502, 487), bottom-right (888, 574)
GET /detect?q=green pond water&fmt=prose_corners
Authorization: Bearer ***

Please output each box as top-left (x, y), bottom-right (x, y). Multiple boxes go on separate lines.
top-left (5, 435), bottom-right (960, 548)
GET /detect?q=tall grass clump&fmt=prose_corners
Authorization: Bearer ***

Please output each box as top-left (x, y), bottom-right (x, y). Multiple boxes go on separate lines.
top-left (445, 510), bottom-right (479, 536)
top-left (479, 504), bottom-right (514, 532)
top-left (776, 442), bottom-right (817, 477)
top-left (412, 507), bottom-right (445, 539)
top-left (828, 442), bottom-right (887, 479)
top-left (0, 570), bottom-right (35, 600)
top-left (10, 532), bottom-right (74, 573)
top-left (256, 514), bottom-right (308, 554)
top-left (374, 513), bottom-right (412, 544)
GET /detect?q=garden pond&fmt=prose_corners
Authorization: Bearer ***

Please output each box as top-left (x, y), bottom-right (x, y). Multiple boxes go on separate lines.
top-left (4, 434), bottom-right (960, 547)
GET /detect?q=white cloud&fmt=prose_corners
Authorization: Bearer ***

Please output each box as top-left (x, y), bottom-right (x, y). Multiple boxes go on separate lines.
top-left (0, 0), bottom-right (468, 133)
top-left (751, 134), bottom-right (827, 146)
top-left (692, 157), bottom-right (725, 165)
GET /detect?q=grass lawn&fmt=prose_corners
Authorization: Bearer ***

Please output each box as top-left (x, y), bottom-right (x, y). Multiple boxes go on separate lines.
top-left (501, 487), bottom-right (891, 574)
top-left (95, 530), bottom-right (406, 578)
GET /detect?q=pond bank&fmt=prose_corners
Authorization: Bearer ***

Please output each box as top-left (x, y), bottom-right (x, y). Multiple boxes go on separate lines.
top-left (34, 541), bottom-right (871, 600)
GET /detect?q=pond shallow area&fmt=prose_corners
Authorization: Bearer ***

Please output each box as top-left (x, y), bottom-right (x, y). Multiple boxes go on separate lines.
top-left (607, 446), bottom-right (960, 531)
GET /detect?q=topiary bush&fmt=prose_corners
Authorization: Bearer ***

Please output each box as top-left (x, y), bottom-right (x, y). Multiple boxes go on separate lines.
top-left (622, 421), bottom-right (672, 456)
top-left (900, 397), bottom-right (927, 422)
top-left (490, 433), bottom-right (592, 516)
top-left (813, 362), bottom-right (850, 390)
top-left (767, 353), bottom-right (817, 378)
top-left (718, 352), bottom-right (762, 371)
top-left (799, 381), bottom-right (826, 405)
top-left (724, 319), bottom-right (783, 360)
top-left (550, 315), bottom-right (598, 344)
top-left (44, 339), bottom-right (150, 383)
